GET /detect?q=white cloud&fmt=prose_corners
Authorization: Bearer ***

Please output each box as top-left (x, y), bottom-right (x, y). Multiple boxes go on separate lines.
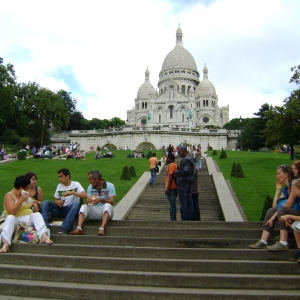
top-left (0, 0), bottom-right (299, 122)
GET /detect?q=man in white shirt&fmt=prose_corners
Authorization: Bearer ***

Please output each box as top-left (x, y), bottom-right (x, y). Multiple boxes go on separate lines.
top-left (41, 168), bottom-right (87, 234)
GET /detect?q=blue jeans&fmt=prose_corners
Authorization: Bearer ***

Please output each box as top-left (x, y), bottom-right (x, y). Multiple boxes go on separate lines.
top-left (150, 168), bottom-right (156, 186)
top-left (196, 159), bottom-right (202, 170)
top-left (167, 189), bottom-right (178, 220)
top-left (192, 193), bottom-right (201, 221)
top-left (178, 183), bottom-right (193, 221)
top-left (41, 200), bottom-right (80, 232)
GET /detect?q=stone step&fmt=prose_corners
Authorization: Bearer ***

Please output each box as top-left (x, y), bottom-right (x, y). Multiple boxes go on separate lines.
top-left (0, 264), bottom-right (299, 290)
top-left (6, 244), bottom-right (296, 261)
top-left (1, 254), bottom-right (299, 275)
top-left (0, 279), bottom-right (299, 300)
top-left (49, 226), bottom-right (277, 239)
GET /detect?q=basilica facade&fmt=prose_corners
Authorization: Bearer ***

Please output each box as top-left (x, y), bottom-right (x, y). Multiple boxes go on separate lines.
top-left (126, 26), bottom-right (229, 128)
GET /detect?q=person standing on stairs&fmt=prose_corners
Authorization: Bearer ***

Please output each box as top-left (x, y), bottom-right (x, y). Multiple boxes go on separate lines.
top-left (149, 152), bottom-right (158, 187)
top-left (165, 153), bottom-right (178, 221)
top-left (174, 147), bottom-right (195, 221)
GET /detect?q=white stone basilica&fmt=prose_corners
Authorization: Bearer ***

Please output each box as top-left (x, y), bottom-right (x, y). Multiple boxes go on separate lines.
top-left (127, 26), bottom-right (229, 128)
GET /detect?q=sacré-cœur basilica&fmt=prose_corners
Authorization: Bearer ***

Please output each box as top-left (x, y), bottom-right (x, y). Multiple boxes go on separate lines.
top-left (58, 26), bottom-right (237, 151)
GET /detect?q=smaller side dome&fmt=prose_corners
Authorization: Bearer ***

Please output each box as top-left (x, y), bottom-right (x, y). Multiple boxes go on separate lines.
top-left (196, 64), bottom-right (216, 96)
top-left (137, 67), bottom-right (156, 98)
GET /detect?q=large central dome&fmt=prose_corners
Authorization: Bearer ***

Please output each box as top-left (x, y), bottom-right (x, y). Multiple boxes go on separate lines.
top-left (161, 26), bottom-right (198, 72)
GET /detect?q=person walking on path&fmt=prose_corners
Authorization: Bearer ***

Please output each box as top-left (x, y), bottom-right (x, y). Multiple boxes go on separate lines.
top-left (69, 170), bottom-right (115, 236)
top-left (174, 147), bottom-right (195, 220)
top-left (149, 153), bottom-right (158, 187)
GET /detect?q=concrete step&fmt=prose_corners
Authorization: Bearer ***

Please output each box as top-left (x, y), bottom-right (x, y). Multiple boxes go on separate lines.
top-left (0, 279), bottom-right (299, 300)
top-left (30, 235), bottom-right (298, 249)
top-left (49, 226), bottom-right (278, 239)
top-left (1, 254), bottom-right (300, 274)
top-left (0, 263), bottom-right (299, 290)
top-left (6, 244), bottom-right (296, 261)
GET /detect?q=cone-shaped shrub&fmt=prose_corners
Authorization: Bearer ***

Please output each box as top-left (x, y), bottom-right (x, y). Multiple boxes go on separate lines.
top-left (219, 150), bottom-right (227, 159)
top-left (212, 150), bottom-right (217, 156)
top-left (235, 163), bottom-right (245, 178)
top-left (231, 162), bottom-right (237, 177)
top-left (129, 165), bottom-right (136, 177)
top-left (147, 151), bottom-right (153, 159)
top-left (260, 195), bottom-right (273, 221)
top-left (120, 166), bottom-right (131, 180)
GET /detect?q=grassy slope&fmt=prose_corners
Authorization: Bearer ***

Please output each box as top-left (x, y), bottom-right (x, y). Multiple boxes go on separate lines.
top-left (0, 150), bottom-right (162, 208)
top-left (209, 150), bottom-right (292, 221)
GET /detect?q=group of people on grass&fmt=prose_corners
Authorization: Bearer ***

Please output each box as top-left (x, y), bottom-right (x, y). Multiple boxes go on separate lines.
top-left (250, 160), bottom-right (300, 262)
top-left (0, 169), bottom-right (115, 253)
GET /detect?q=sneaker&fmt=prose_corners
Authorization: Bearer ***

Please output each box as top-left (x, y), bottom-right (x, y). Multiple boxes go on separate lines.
top-left (267, 242), bottom-right (289, 251)
top-left (69, 227), bottom-right (84, 235)
top-left (58, 228), bottom-right (68, 234)
top-left (290, 250), bottom-right (300, 262)
top-left (249, 240), bottom-right (267, 249)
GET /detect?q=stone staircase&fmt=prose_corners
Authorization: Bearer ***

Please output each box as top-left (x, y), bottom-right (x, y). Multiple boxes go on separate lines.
top-left (0, 160), bottom-right (299, 299)
top-left (126, 159), bottom-right (224, 221)
top-left (0, 221), bottom-right (299, 299)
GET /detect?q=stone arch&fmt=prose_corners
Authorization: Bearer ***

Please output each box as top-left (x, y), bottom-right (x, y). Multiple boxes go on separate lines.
top-left (101, 143), bottom-right (117, 150)
top-left (135, 142), bottom-right (156, 151)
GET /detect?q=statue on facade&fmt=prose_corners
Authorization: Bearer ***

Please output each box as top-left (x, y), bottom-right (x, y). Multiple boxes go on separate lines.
top-left (147, 111), bottom-right (151, 121)
top-left (189, 109), bottom-right (193, 119)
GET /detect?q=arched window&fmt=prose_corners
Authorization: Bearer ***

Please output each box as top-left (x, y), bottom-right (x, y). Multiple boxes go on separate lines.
top-left (159, 114), bottom-right (161, 123)
top-left (145, 102), bottom-right (147, 109)
top-left (182, 113), bottom-right (185, 122)
top-left (203, 100), bottom-right (205, 107)
top-left (206, 100), bottom-right (208, 106)
top-left (169, 106), bottom-right (174, 119)
top-left (181, 85), bottom-right (185, 94)
top-left (164, 87), bottom-right (166, 93)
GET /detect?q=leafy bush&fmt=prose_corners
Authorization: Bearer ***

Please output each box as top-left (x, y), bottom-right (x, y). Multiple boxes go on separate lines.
top-left (120, 166), bottom-right (131, 180)
top-left (129, 165), bottom-right (136, 177)
top-left (146, 151), bottom-right (152, 159)
top-left (235, 163), bottom-right (245, 178)
top-left (260, 195), bottom-right (273, 221)
top-left (219, 150), bottom-right (227, 159)
top-left (212, 150), bottom-right (217, 156)
top-left (231, 162), bottom-right (236, 177)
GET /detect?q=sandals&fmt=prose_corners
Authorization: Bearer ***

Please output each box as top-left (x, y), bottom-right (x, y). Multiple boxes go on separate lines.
top-left (40, 234), bottom-right (54, 245)
top-left (98, 227), bottom-right (105, 236)
top-left (0, 244), bottom-right (9, 253)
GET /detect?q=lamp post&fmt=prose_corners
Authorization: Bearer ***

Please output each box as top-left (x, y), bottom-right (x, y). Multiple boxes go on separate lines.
top-left (239, 116), bottom-right (243, 150)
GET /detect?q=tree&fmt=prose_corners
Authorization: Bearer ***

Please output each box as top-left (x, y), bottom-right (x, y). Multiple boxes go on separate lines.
top-left (0, 58), bottom-right (17, 134)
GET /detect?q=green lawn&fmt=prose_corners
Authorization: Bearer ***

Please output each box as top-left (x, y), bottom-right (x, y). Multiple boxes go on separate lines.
top-left (0, 150), bottom-right (162, 208)
top-left (209, 150), bottom-right (293, 221)
top-left (1, 149), bottom-right (293, 221)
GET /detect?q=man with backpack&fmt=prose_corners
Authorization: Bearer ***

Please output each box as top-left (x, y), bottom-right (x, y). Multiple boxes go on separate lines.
top-left (165, 153), bottom-right (178, 221)
top-left (174, 147), bottom-right (195, 220)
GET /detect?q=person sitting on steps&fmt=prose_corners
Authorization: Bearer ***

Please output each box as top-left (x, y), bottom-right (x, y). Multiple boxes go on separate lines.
top-left (249, 164), bottom-right (296, 249)
top-left (69, 170), bottom-right (115, 236)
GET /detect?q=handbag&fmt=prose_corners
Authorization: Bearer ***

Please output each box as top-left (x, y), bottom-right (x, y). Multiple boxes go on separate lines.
top-left (155, 164), bottom-right (159, 173)
top-left (13, 222), bottom-right (39, 243)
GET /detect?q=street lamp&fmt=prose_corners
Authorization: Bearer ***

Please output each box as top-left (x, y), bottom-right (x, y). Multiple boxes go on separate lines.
top-left (239, 116), bottom-right (243, 150)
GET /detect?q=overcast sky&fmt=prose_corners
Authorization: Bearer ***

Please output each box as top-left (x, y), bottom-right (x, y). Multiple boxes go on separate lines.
top-left (1, 0), bottom-right (299, 122)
